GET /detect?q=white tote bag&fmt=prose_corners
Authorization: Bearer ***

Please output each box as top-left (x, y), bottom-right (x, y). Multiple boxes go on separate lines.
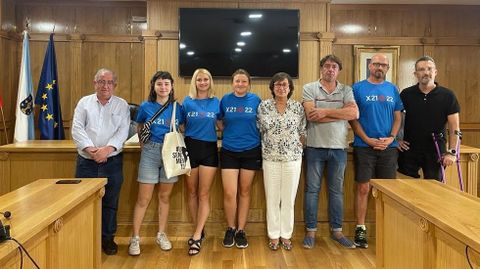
top-left (162, 102), bottom-right (191, 178)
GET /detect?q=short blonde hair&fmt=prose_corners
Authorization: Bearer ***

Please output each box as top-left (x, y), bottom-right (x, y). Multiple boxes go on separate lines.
top-left (189, 68), bottom-right (215, 99)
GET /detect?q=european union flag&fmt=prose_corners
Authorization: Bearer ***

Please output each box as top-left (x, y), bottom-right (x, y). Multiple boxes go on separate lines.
top-left (35, 33), bottom-right (65, 140)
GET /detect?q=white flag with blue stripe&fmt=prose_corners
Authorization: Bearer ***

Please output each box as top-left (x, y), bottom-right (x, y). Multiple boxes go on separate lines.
top-left (14, 31), bottom-right (35, 142)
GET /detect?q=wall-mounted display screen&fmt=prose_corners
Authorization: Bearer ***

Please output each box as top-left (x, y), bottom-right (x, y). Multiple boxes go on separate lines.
top-left (179, 8), bottom-right (299, 78)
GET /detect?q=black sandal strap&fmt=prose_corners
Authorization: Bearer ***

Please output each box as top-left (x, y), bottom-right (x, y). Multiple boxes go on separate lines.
top-left (188, 229), bottom-right (205, 245)
top-left (188, 239), bottom-right (202, 256)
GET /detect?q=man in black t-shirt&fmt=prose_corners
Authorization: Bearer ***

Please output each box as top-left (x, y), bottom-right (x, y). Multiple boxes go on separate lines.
top-left (397, 56), bottom-right (460, 180)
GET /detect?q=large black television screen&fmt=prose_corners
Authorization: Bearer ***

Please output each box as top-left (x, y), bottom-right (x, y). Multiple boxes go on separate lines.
top-left (179, 8), bottom-right (299, 78)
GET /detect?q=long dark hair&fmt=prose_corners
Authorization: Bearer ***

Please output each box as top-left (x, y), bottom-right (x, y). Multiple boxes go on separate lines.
top-left (148, 71), bottom-right (175, 102)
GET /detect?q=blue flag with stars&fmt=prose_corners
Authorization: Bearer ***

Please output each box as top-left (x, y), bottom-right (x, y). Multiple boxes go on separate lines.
top-left (35, 33), bottom-right (65, 140)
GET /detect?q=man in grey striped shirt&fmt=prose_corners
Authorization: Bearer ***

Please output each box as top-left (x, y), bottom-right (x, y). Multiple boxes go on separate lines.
top-left (302, 55), bottom-right (359, 249)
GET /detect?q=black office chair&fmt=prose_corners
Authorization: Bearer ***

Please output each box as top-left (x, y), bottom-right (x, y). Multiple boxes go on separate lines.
top-left (128, 103), bottom-right (139, 139)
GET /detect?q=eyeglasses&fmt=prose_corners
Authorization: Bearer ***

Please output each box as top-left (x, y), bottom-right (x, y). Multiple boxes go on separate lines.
top-left (96, 80), bottom-right (115, 86)
top-left (371, 62), bottom-right (389, 68)
top-left (274, 83), bottom-right (289, 88)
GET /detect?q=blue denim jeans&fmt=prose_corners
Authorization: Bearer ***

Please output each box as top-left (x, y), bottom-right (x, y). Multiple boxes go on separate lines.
top-left (304, 147), bottom-right (347, 232)
top-left (75, 154), bottom-right (124, 240)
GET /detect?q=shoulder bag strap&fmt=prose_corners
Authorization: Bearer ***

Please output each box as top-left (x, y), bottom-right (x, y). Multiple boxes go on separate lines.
top-left (169, 102), bottom-right (177, 132)
top-left (145, 100), bottom-right (170, 126)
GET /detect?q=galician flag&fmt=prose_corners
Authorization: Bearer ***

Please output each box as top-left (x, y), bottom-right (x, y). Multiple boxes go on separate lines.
top-left (14, 31), bottom-right (35, 142)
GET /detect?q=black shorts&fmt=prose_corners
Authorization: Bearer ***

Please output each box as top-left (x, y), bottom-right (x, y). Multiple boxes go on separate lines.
top-left (398, 149), bottom-right (441, 180)
top-left (220, 146), bottom-right (262, 170)
top-left (185, 137), bottom-right (219, 168)
top-left (353, 147), bottom-right (398, 183)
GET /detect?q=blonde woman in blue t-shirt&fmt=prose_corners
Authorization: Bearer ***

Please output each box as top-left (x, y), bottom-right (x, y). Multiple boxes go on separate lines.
top-left (182, 68), bottom-right (220, 255)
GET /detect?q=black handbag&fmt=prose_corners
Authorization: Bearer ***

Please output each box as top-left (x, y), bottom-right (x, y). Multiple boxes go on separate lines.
top-left (138, 101), bottom-right (170, 143)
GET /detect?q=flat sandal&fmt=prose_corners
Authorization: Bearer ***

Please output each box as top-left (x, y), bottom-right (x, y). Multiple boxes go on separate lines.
top-left (281, 238), bottom-right (293, 251)
top-left (268, 239), bottom-right (280, 251)
top-left (188, 238), bottom-right (202, 256)
top-left (188, 229), bottom-right (205, 245)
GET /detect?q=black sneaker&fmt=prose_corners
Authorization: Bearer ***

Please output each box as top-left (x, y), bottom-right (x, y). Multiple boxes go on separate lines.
top-left (354, 227), bottom-right (368, 249)
top-left (102, 237), bottom-right (118, 255)
top-left (222, 227), bottom-right (236, 248)
top-left (235, 230), bottom-right (248, 249)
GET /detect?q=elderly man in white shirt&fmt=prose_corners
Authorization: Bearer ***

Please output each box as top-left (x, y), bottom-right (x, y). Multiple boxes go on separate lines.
top-left (72, 68), bottom-right (130, 255)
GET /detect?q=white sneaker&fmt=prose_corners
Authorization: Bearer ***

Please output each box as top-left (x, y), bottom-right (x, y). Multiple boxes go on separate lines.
top-left (128, 236), bottom-right (141, 256)
top-left (156, 232), bottom-right (172, 251)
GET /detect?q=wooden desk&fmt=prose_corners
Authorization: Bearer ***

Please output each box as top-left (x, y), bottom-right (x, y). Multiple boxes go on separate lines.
top-left (0, 178), bottom-right (106, 269)
top-left (396, 145), bottom-right (480, 196)
top-left (0, 141), bottom-right (363, 237)
top-left (371, 179), bottom-right (480, 269)
top-left (0, 141), bottom-right (479, 238)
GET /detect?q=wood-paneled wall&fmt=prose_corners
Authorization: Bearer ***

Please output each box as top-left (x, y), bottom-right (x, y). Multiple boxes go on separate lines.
top-left (0, 32), bottom-right (19, 145)
top-left (331, 4), bottom-right (480, 148)
top-left (146, 1), bottom-right (480, 151)
top-left (1, 0), bottom-right (480, 238)
top-left (0, 0), bottom-right (146, 142)
top-left (145, 2), bottom-right (480, 151)
top-left (146, 0), bottom-right (330, 103)
top-left (2, 2), bottom-right (478, 147)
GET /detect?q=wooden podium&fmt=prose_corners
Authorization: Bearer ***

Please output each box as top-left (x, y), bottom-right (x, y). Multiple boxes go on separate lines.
top-left (0, 178), bottom-right (106, 269)
top-left (371, 179), bottom-right (480, 269)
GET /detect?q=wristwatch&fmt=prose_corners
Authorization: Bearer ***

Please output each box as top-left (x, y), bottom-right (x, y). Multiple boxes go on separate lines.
top-left (446, 149), bottom-right (457, 156)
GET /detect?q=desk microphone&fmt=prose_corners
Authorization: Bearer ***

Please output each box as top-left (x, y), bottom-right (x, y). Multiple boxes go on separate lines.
top-left (0, 211), bottom-right (12, 242)
top-left (0, 211), bottom-right (38, 268)
top-left (0, 211), bottom-right (11, 219)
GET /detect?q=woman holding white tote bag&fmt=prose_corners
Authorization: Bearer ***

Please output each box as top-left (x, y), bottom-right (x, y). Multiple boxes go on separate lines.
top-left (128, 71), bottom-right (184, 256)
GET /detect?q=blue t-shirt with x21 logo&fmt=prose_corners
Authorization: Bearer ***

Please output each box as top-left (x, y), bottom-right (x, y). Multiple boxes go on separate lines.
top-left (135, 101), bottom-right (184, 143)
top-left (220, 92), bottom-right (261, 152)
top-left (182, 96), bottom-right (220, 142)
top-left (352, 80), bottom-right (403, 148)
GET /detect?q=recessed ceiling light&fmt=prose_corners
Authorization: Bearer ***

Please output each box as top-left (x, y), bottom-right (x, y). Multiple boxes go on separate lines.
top-left (248, 14), bottom-right (262, 19)
top-left (240, 31), bottom-right (252, 36)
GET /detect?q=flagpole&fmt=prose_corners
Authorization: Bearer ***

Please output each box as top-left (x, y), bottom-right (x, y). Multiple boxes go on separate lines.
top-left (0, 107), bottom-right (8, 144)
